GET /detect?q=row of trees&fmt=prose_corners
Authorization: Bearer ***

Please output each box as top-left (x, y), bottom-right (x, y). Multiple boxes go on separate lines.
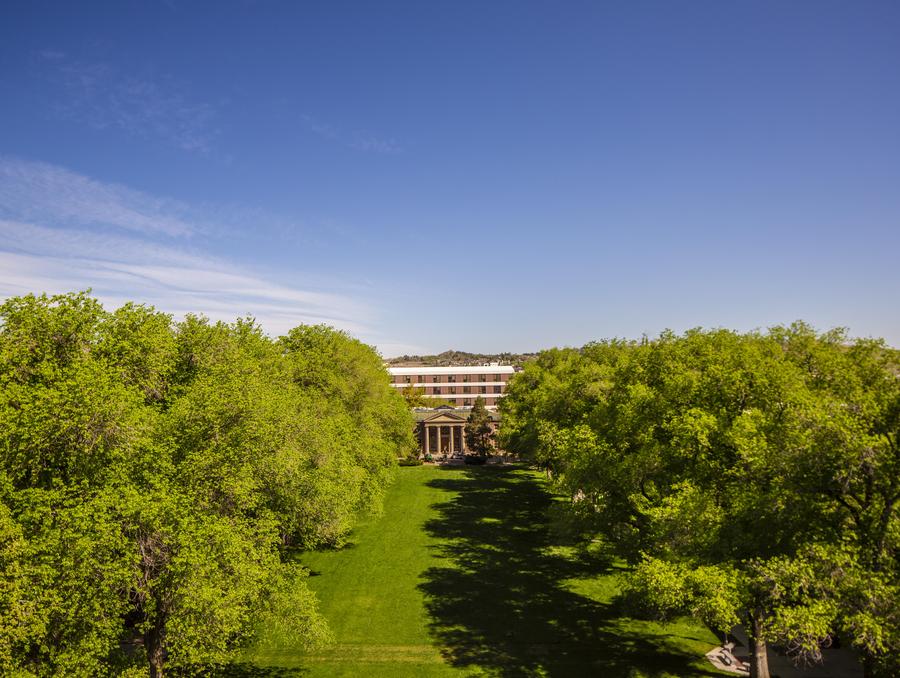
top-left (0, 292), bottom-right (415, 677)
top-left (499, 324), bottom-right (899, 678)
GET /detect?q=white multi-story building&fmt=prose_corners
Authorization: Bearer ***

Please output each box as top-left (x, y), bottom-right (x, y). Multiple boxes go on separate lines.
top-left (387, 363), bottom-right (515, 409)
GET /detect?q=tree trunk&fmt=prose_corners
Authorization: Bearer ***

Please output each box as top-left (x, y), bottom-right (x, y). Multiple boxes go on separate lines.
top-left (748, 613), bottom-right (771, 678)
top-left (146, 614), bottom-right (166, 678)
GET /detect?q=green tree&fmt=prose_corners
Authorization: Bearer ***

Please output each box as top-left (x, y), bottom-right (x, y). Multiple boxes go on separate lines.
top-left (465, 396), bottom-right (495, 457)
top-left (0, 293), bottom-right (160, 675)
top-left (501, 326), bottom-right (899, 678)
top-left (769, 324), bottom-right (900, 677)
top-left (0, 292), bottom-right (410, 676)
top-left (398, 383), bottom-right (453, 409)
top-left (279, 324), bottom-right (415, 540)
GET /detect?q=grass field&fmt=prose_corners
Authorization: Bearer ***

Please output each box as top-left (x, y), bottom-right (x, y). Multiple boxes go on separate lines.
top-left (241, 465), bottom-right (727, 677)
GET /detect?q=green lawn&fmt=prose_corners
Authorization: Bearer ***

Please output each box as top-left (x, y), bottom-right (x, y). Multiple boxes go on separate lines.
top-left (241, 465), bottom-right (728, 677)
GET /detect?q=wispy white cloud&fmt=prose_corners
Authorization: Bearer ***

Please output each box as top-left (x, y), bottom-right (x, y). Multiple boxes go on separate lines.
top-left (0, 158), bottom-right (378, 337)
top-left (37, 49), bottom-right (66, 61)
top-left (0, 157), bottom-right (199, 237)
top-left (301, 114), bottom-right (401, 154)
top-left (38, 51), bottom-right (218, 153)
top-left (0, 156), bottom-right (368, 251)
top-left (349, 134), bottom-right (401, 154)
top-left (0, 222), bottom-right (369, 336)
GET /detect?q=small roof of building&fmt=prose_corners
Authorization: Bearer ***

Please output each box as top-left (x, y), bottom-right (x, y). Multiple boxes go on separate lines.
top-left (389, 364), bottom-right (515, 375)
top-left (412, 405), bottom-right (502, 422)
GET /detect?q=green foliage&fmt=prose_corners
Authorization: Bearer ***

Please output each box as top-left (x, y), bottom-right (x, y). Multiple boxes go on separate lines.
top-left (464, 396), bottom-right (494, 457)
top-left (0, 292), bottom-right (413, 676)
top-left (0, 483), bottom-right (135, 676)
top-left (626, 557), bottom-right (741, 633)
top-left (625, 557), bottom-right (691, 618)
top-left (252, 563), bottom-right (332, 653)
top-left (397, 383), bottom-right (454, 408)
top-left (398, 457), bottom-right (424, 466)
top-left (500, 324), bottom-right (900, 676)
top-left (747, 551), bottom-right (840, 664)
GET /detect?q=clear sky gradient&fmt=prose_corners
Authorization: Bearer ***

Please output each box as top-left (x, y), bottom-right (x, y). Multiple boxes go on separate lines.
top-left (1, 1), bottom-right (898, 354)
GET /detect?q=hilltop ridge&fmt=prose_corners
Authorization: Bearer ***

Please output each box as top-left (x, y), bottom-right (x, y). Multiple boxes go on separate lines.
top-left (386, 349), bottom-right (538, 367)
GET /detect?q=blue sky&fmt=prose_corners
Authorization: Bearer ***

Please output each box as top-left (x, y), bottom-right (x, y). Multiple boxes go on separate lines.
top-left (1, 1), bottom-right (898, 354)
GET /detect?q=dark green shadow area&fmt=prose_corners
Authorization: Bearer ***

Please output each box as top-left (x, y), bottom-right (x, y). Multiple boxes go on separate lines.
top-left (419, 465), bottom-right (726, 677)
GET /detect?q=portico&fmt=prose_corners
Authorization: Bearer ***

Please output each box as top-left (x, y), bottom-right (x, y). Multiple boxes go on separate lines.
top-left (421, 409), bottom-right (467, 456)
top-left (412, 405), bottom-right (502, 458)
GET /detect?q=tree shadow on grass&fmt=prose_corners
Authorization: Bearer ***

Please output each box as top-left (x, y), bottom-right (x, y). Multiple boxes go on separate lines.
top-left (419, 466), bottom-right (723, 677)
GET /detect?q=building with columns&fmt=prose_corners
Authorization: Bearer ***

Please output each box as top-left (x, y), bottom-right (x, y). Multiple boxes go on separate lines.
top-left (413, 405), bottom-right (502, 457)
top-left (387, 363), bottom-right (515, 408)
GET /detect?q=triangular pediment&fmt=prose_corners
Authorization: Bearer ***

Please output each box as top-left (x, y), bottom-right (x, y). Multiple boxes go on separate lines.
top-left (423, 411), bottom-right (467, 423)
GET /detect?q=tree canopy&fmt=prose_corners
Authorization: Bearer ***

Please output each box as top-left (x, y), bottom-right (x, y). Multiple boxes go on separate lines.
top-left (499, 324), bottom-right (899, 678)
top-left (0, 291), bottom-right (414, 677)
top-left (464, 396), bottom-right (495, 457)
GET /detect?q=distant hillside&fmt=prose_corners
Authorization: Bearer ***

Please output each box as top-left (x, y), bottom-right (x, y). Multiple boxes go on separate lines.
top-left (386, 350), bottom-right (539, 367)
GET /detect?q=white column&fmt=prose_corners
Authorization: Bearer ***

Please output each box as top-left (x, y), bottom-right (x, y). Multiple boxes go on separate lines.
top-left (425, 425), bottom-right (430, 455)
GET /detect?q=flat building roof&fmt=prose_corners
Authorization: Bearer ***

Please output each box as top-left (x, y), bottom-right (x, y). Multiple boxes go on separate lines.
top-left (388, 365), bottom-right (515, 375)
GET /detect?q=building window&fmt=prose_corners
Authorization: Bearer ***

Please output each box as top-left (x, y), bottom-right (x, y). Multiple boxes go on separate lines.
top-left (462, 375), bottom-right (469, 382)
top-left (449, 387), bottom-right (456, 394)
top-left (433, 387), bottom-right (441, 395)
top-left (493, 385), bottom-right (501, 393)
top-left (480, 386), bottom-right (487, 394)
top-left (418, 375), bottom-right (424, 382)
top-left (432, 376), bottom-right (440, 383)
top-left (463, 386), bottom-right (471, 394)
top-left (479, 374), bottom-right (486, 382)
top-left (464, 398), bottom-right (472, 406)
top-left (405, 376), bottom-right (411, 383)
top-left (492, 374), bottom-right (500, 381)
top-left (448, 375), bottom-right (456, 383)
